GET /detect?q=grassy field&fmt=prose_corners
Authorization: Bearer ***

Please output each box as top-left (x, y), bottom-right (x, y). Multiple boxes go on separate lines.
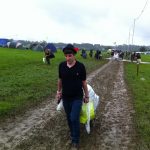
top-left (1, 47), bottom-right (149, 148)
top-left (124, 60), bottom-right (150, 149)
top-left (141, 54), bottom-right (150, 62)
top-left (0, 48), bottom-right (107, 117)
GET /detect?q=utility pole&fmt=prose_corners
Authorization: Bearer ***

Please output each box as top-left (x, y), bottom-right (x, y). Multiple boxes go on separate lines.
top-left (128, 28), bottom-right (131, 51)
top-left (131, 19), bottom-right (136, 47)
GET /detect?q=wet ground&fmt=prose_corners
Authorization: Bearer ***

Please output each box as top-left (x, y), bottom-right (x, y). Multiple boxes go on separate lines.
top-left (0, 60), bottom-right (136, 150)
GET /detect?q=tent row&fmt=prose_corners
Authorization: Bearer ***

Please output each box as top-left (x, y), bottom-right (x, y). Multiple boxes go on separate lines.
top-left (0, 39), bottom-right (57, 52)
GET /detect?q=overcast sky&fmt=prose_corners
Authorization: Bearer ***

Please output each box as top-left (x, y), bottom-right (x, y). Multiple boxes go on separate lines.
top-left (0, 0), bottom-right (149, 46)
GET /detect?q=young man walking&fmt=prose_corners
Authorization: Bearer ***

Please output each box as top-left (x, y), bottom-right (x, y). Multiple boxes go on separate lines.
top-left (56, 44), bottom-right (89, 149)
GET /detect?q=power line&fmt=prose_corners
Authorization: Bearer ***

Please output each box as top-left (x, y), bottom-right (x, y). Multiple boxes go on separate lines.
top-left (131, 0), bottom-right (149, 46)
top-left (135, 0), bottom-right (149, 21)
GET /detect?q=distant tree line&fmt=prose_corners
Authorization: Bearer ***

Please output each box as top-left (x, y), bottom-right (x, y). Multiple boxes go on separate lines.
top-left (1, 38), bottom-right (150, 52)
top-left (53, 43), bottom-right (150, 52)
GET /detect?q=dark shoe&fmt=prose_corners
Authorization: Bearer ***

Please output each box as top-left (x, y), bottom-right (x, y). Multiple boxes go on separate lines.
top-left (71, 143), bottom-right (79, 150)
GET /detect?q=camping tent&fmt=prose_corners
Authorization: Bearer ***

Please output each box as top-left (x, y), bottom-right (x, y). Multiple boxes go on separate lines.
top-left (32, 44), bottom-right (44, 51)
top-left (0, 38), bottom-right (9, 47)
top-left (7, 42), bottom-right (17, 48)
top-left (44, 43), bottom-right (57, 52)
top-left (16, 42), bottom-right (24, 49)
top-left (24, 43), bottom-right (31, 50)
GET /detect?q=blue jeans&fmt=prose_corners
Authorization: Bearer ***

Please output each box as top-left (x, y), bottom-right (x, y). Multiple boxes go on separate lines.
top-left (63, 99), bottom-right (82, 144)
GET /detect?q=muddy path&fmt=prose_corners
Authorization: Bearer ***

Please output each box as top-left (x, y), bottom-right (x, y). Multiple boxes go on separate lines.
top-left (0, 60), bottom-right (136, 150)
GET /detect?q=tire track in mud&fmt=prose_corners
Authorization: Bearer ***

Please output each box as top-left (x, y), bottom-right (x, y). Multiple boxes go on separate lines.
top-left (0, 100), bottom-right (57, 150)
top-left (0, 60), bottom-right (136, 150)
top-left (92, 60), bottom-right (136, 150)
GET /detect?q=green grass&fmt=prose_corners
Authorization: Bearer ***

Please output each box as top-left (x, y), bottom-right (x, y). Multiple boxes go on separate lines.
top-left (1, 47), bottom-right (150, 148)
top-left (141, 54), bottom-right (150, 62)
top-left (0, 48), bottom-right (107, 117)
top-left (124, 62), bottom-right (150, 149)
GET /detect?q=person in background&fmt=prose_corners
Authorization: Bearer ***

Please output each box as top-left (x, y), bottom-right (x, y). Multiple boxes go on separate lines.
top-left (131, 52), bottom-right (136, 62)
top-left (81, 49), bottom-right (87, 59)
top-left (56, 44), bottom-right (89, 149)
top-left (44, 49), bottom-right (55, 64)
top-left (136, 52), bottom-right (141, 64)
top-left (89, 49), bottom-right (93, 58)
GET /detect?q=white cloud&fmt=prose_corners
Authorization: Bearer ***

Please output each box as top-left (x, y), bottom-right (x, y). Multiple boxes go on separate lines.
top-left (0, 0), bottom-right (149, 45)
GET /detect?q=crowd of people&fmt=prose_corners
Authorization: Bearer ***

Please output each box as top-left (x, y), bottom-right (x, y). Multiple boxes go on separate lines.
top-left (43, 46), bottom-right (142, 67)
top-left (43, 48), bottom-right (104, 66)
top-left (81, 49), bottom-right (102, 60)
top-left (110, 49), bottom-right (141, 63)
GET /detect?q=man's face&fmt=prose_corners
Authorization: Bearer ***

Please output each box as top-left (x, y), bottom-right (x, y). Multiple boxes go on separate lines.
top-left (64, 53), bottom-right (75, 63)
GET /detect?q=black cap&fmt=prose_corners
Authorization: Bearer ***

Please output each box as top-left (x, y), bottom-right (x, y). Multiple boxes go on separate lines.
top-left (63, 44), bottom-right (76, 54)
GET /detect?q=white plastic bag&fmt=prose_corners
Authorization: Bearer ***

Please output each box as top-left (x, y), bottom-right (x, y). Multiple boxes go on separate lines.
top-left (56, 99), bottom-right (63, 111)
top-left (84, 84), bottom-right (100, 134)
top-left (85, 102), bottom-right (91, 134)
top-left (87, 84), bottom-right (100, 110)
top-left (43, 57), bottom-right (46, 63)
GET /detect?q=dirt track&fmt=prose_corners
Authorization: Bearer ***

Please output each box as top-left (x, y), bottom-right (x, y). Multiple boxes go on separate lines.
top-left (0, 60), bottom-right (136, 150)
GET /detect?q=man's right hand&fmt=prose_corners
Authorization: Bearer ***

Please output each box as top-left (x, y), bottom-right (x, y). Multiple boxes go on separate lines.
top-left (56, 91), bottom-right (62, 103)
